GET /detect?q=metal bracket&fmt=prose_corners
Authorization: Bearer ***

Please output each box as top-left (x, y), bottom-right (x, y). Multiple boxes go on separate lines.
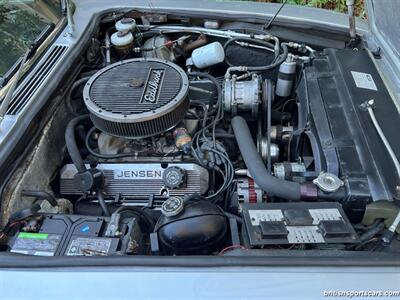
top-left (360, 99), bottom-right (375, 111)
top-left (346, 0), bottom-right (356, 40)
top-left (65, 0), bottom-right (75, 37)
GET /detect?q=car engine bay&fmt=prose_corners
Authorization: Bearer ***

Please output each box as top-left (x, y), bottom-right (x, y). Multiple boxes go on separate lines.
top-left (1, 10), bottom-right (399, 258)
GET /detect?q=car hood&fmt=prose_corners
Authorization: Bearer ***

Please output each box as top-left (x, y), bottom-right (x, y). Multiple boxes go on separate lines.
top-left (365, 0), bottom-right (400, 101)
top-left (366, 0), bottom-right (399, 55)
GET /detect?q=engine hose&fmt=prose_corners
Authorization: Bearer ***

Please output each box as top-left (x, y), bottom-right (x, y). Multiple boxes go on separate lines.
top-left (224, 37), bottom-right (276, 67)
top-left (359, 221), bottom-right (385, 243)
top-left (21, 190), bottom-right (58, 207)
top-left (66, 76), bottom-right (91, 116)
top-left (97, 190), bottom-right (110, 217)
top-left (224, 37), bottom-right (287, 71)
top-left (231, 116), bottom-right (301, 201)
top-left (115, 206), bottom-right (155, 231)
top-left (225, 46), bottom-right (288, 79)
top-left (65, 115), bottom-right (89, 173)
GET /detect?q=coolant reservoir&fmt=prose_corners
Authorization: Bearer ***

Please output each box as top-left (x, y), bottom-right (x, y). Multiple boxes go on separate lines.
top-left (190, 42), bottom-right (225, 69)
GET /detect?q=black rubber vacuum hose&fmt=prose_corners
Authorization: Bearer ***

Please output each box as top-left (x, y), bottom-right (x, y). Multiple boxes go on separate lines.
top-left (65, 115), bottom-right (89, 173)
top-left (231, 116), bottom-right (301, 201)
top-left (66, 76), bottom-right (91, 116)
top-left (97, 190), bottom-right (111, 217)
top-left (224, 37), bottom-right (288, 71)
top-left (21, 190), bottom-right (58, 207)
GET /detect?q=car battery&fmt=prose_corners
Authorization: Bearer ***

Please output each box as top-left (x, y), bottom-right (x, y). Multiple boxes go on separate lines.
top-left (8, 214), bottom-right (142, 256)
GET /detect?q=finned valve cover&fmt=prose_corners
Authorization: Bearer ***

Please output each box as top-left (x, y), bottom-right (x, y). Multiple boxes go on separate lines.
top-left (59, 163), bottom-right (209, 198)
top-left (83, 58), bottom-right (189, 138)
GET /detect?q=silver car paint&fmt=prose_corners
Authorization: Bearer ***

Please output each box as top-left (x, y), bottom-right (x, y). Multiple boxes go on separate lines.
top-left (0, 1), bottom-right (399, 298)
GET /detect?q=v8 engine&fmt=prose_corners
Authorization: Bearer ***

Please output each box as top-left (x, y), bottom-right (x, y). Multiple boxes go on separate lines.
top-left (2, 12), bottom-right (399, 258)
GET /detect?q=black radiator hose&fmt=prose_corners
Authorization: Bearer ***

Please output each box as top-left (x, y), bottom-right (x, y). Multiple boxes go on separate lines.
top-left (65, 114), bottom-right (89, 173)
top-left (231, 116), bottom-right (301, 201)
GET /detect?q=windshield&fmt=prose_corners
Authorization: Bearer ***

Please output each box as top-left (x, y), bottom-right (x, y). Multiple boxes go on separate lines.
top-left (0, 0), bottom-right (62, 77)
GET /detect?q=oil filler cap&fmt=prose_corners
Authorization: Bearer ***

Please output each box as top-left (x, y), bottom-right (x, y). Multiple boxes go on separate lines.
top-left (162, 166), bottom-right (186, 189)
top-left (161, 196), bottom-right (184, 217)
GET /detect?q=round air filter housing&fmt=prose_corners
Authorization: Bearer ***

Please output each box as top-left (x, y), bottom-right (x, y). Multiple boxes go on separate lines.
top-left (83, 58), bottom-right (189, 138)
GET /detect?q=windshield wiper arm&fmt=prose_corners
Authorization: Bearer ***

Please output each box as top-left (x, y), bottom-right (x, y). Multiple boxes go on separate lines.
top-left (0, 57), bottom-right (24, 89)
top-left (0, 23), bottom-right (55, 125)
top-left (0, 23), bottom-right (55, 89)
top-left (28, 23), bottom-right (55, 58)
